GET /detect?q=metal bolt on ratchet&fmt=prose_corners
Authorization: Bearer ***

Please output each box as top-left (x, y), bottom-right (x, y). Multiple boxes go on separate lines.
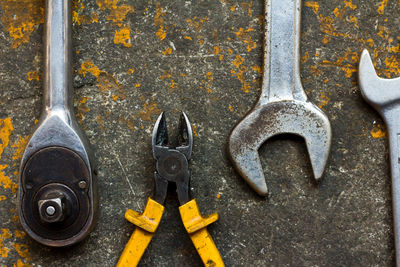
top-left (18, 0), bottom-right (97, 247)
top-left (228, 0), bottom-right (332, 196)
top-left (117, 112), bottom-right (224, 267)
top-left (359, 49), bottom-right (400, 264)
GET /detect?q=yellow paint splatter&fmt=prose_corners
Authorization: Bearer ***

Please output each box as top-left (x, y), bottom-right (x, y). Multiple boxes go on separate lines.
top-left (205, 72), bottom-right (213, 93)
top-left (377, 0), bottom-right (389, 15)
top-left (302, 52), bottom-right (310, 63)
top-left (154, 2), bottom-right (167, 41)
top-left (78, 61), bottom-right (101, 78)
top-left (305, 2), bottom-right (319, 14)
top-left (228, 105), bottom-right (234, 112)
top-left (0, 195), bottom-right (6, 202)
top-left (114, 27), bottom-right (132, 48)
top-left (184, 36), bottom-right (192, 41)
top-left (233, 55), bottom-right (244, 68)
top-left (192, 124), bottom-right (198, 137)
top-left (371, 124), bottom-right (387, 138)
top-left (138, 103), bottom-right (161, 121)
top-left (318, 92), bottom-right (330, 109)
top-left (13, 259), bottom-right (32, 267)
top-left (251, 65), bottom-right (262, 74)
top-left (231, 66), bottom-right (251, 93)
top-left (235, 27), bottom-right (256, 52)
top-left (320, 49), bottom-right (359, 78)
top-left (72, 0), bottom-right (99, 26)
top-left (13, 243), bottom-right (30, 260)
top-left (27, 71), bottom-right (39, 82)
top-left (162, 47), bottom-right (173, 56)
top-left (186, 16), bottom-right (209, 32)
top-left (240, 2), bottom-right (253, 17)
top-left (96, 0), bottom-right (134, 23)
top-left (127, 68), bottom-right (135, 75)
top-left (11, 136), bottom-right (29, 161)
top-left (0, 0), bottom-right (44, 49)
top-left (216, 193), bottom-right (221, 199)
top-left (14, 231), bottom-right (26, 239)
top-left (0, 228), bottom-right (11, 258)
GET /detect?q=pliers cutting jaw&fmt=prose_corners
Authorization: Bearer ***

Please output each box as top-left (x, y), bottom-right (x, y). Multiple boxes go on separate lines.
top-left (152, 112), bottom-right (193, 205)
top-left (117, 112), bottom-right (224, 267)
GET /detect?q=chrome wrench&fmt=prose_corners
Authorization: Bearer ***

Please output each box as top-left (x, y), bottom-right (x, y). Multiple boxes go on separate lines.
top-left (228, 0), bottom-right (332, 196)
top-left (359, 49), bottom-right (400, 264)
top-left (18, 0), bottom-right (97, 247)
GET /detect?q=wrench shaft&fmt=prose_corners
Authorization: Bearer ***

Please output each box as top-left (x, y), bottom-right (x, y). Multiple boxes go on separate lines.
top-left (44, 0), bottom-right (72, 114)
top-left (384, 107), bottom-right (400, 263)
top-left (261, 0), bottom-right (306, 105)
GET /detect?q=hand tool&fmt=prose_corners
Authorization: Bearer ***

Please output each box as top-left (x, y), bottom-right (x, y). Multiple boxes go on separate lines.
top-left (18, 0), bottom-right (97, 247)
top-left (117, 112), bottom-right (224, 267)
top-left (359, 49), bottom-right (400, 264)
top-left (228, 0), bottom-right (332, 196)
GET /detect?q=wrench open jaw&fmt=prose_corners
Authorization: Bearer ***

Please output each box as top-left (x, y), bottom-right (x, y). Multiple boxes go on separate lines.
top-left (228, 0), bottom-right (332, 196)
top-left (229, 101), bottom-right (331, 196)
top-left (359, 49), bottom-right (400, 264)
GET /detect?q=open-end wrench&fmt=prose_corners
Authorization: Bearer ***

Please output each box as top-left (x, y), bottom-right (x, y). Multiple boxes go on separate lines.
top-left (18, 0), bottom-right (97, 247)
top-left (228, 0), bottom-right (332, 196)
top-left (359, 49), bottom-right (400, 263)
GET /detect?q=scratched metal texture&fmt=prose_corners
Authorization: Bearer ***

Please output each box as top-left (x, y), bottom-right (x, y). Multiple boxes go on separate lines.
top-left (0, 0), bottom-right (399, 266)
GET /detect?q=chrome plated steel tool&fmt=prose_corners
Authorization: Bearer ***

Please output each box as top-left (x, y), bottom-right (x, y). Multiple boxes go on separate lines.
top-left (228, 0), bottom-right (332, 196)
top-left (359, 49), bottom-right (400, 264)
top-left (18, 0), bottom-right (97, 247)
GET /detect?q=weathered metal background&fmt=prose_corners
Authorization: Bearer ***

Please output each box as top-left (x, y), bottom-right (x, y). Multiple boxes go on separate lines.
top-left (0, 0), bottom-right (399, 266)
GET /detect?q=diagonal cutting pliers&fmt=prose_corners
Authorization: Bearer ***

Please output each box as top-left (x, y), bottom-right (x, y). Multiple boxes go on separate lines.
top-left (117, 112), bottom-right (224, 267)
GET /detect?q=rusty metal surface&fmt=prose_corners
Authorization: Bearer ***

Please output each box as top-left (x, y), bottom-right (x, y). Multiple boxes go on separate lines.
top-left (0, 0), bottom-right (399, 266)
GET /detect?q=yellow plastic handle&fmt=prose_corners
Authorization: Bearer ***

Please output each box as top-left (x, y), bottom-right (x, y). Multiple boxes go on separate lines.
top-left (117, 198), bottom-right (164, 267)
top-left (179, 199), bottom-right (225, 267)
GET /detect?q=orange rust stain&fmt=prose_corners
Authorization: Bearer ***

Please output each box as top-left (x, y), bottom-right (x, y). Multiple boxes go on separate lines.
top-left (377, 0), bottom-right (389, 15)
top-left (154, 2), bottom-right (167, 41)
top-left (11, 135), bottom-right (29, 161)
top-left (235, 27), bottom-right (256, 52)
top-left (138, 103), bottom-right (161, 121)
top-left (162, 47), bottom-right (173, 56)
top-left (114, 27), bottom-right (132, 48)
top-left (184, 36), bottom-right (192, 41)
top-left (214, 46), bottom-right (221, 56)
top-left (302, 52), bottom-right (310, 63)
top-left (233, 55), bottom-right (244, 68)
top-left (96, 0), bottom-right (134, 23)
top-left (371, 124), bottom-right (387, 138)
top-left (304, 2), bottom-right (319, 14)
top-left (27, 71), bottom-right (39, 82)
top-left (0, 0), bottom-right (44, 49)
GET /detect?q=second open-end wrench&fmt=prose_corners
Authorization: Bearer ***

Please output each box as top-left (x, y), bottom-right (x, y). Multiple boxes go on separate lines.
top-left (18, 0), bottom-right (97, 247)
top-left (228, 0), bottom-right (332, 196)
top-left (359, 49), bottom-right (400, 264)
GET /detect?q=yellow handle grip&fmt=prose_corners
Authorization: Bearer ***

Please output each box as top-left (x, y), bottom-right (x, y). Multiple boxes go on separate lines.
top-left (179, 199), bottom-right (225, 267)
top-left (117, 198), bottom-right (164, 267)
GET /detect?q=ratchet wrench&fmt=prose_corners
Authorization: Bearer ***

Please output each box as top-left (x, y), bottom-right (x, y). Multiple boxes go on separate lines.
top-left (18, 0), bottom-right (97, 247)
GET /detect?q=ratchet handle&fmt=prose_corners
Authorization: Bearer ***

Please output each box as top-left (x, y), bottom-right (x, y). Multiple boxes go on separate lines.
top-left (117, 198), bottom-right (164, 267)
top-left (179, 199), bottom-right (225, 267)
